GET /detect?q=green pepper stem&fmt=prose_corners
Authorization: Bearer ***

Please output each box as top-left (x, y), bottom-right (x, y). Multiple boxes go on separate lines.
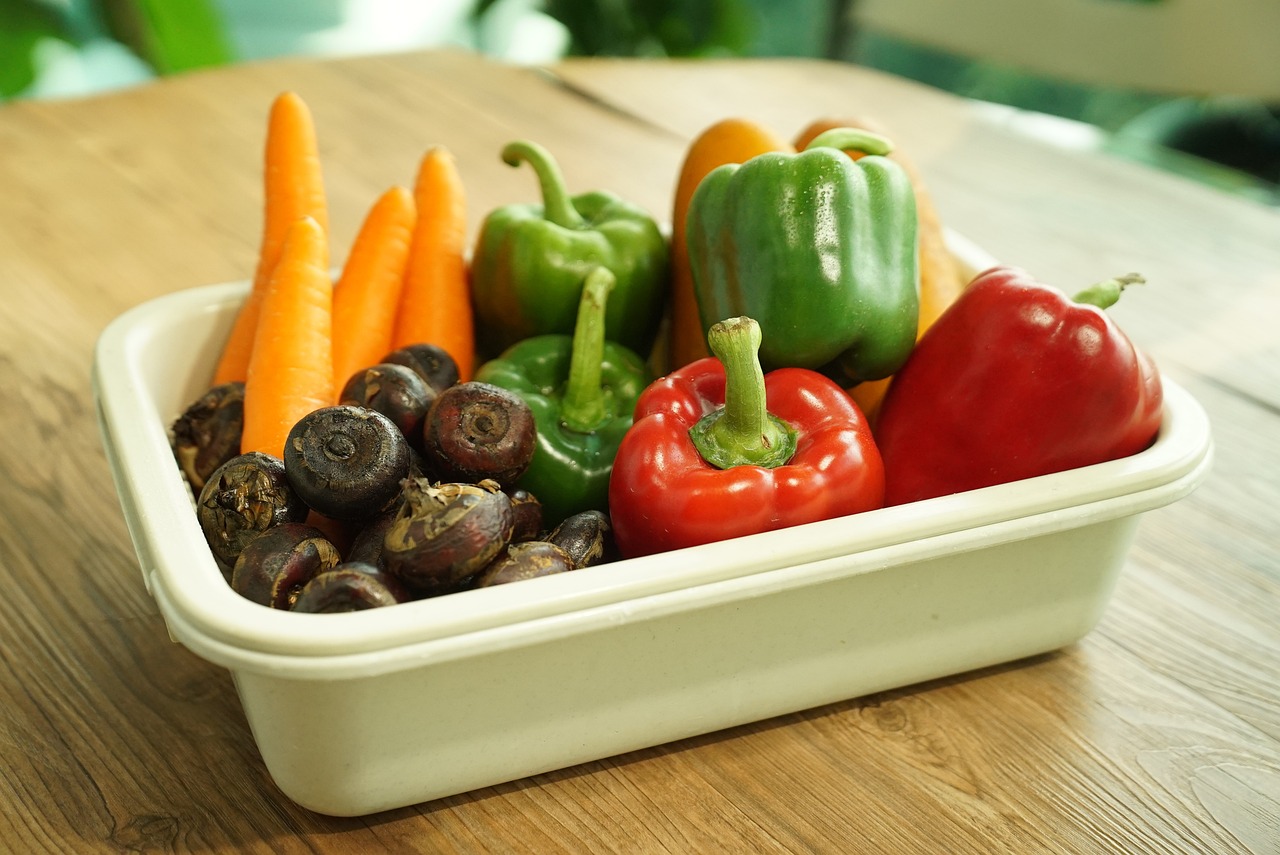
top-left (560, 267), bottom-right (614, 433)
top-left (1073, 272), bottom-right (1146, 309)
top-left (803, 128), bottom-right (895, 157)
top-left (501, 140), bottom-right (585, 230)
top-left (689, 317), bottom-right (798, 470)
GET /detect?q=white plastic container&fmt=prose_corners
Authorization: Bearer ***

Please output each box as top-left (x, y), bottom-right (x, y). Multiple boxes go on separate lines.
top-left (93, 241), bottom-right (1213, 816)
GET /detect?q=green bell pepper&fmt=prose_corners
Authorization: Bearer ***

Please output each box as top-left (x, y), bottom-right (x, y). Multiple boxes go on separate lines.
top-left (471, 139), bottom-right (668, 358)
top-left (475, 267), bottom-right (649, 527)
top-left (686, 128), bottom-right (919, 384)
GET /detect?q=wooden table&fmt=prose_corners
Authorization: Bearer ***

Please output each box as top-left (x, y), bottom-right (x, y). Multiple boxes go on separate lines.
top-left (2, 49), bottom-right (1277, 853)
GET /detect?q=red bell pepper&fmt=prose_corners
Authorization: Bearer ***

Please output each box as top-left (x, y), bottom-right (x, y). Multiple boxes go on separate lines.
top-left (875, 266), bottom-right (1164, 505)
top-left (608, 316), bottom-right (884, 558)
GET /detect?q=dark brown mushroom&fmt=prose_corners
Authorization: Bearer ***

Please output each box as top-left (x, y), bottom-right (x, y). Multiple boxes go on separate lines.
top-left (172, 381), bottom-right (245, 495)
top-left (382, 478), bottom-right (514, 596)
top-left (421, 382), bottom-right (536, 489)
top-left (230, 523), bottom-right (341, 609)
top-left (472, 541), bottom-right (575, 588)
top-left (506, 488), bottom-right (545, 543)
top-left (346, 503), bottom-right (402, 569)
top-left (381, 342), bottom-right (460, 394)
top-left (291, 562), bottom-right (409, 612)
top-left (547, 510), bottom-right (616, 569)
top-left (284, 405), bottom-right (411, 521)
top-left (338, 363), bottom-right (435, 446)
top-left (197, 451), bottom-right (309, 571)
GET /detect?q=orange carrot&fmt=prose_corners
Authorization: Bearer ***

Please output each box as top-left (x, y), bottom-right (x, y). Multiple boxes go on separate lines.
top-left (214, 91), bottom-right (329, 385)
top-left (331, 185), bottom-right (417, 396)
top-left (392, 145), bottom-right (474, 380)
top-left (669, 118), bottom-right (791, 370)
top-left (241, 216), bottom-right (334, 459)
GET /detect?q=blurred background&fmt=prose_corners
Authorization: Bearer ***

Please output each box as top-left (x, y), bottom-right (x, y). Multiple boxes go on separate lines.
top-left (2, 0), bottom-right (1277, 204)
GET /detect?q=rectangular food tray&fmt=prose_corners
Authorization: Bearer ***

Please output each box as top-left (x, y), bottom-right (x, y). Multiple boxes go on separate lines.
top-left (92, 237), bottom-right (1213, 816)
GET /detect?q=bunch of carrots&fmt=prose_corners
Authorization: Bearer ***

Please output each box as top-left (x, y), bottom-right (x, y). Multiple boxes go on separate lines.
top-left (215, 91), bottom-right (474, 461)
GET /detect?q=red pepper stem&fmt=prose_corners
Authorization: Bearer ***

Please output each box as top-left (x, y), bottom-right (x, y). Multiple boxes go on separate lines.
top-left (501, 140), bottom-right (586, 230)
top-left (802, 128), bottom-right (895, 157)
top-left (560, 267), bottom-right (613, 433)
top-left (689, 317), bottom-right (798, 470)
top-left (1073, 272), bottom-right (1146, 310)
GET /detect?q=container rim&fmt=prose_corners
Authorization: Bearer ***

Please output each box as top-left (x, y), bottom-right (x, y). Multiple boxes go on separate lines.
top-left (92, 235), bottom-right (1213, 676)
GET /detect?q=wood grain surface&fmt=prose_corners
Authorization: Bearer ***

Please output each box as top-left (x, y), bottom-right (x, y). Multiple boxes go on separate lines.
top-left (0, 49), bottom-right (1276, 853)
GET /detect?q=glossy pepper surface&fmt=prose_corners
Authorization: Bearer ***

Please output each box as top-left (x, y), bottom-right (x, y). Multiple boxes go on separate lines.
top-left (668, 117), bottom-right (790, 370)
top-left (471, 140), bottom-right (668, 358)
top-left (476, 268), bottom-right (649, 527)
top-left (876, 266), bottom-right (1165, 505)
top-left (686, 128), bottom-right (918, 384)
top-left (794, 116), bottom-right (968, 424)
top-left (608, 316), bottom-right (884, 558)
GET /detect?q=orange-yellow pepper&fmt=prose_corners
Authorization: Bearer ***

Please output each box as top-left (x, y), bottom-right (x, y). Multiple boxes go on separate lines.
top-left (669, 118), bottom-right (790, 370)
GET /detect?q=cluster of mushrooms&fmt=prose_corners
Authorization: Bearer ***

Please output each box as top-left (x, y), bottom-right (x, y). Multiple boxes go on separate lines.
top-left (171, 344), bottom-right (614, 613)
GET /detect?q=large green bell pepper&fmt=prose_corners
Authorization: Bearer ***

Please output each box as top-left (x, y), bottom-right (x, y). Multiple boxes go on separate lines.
top-left (686, 128), bottom-right (919, 384)
top-left (475, 267), bottom-right (649, 527)
top-left (471, 139), bottom-right (668, 358)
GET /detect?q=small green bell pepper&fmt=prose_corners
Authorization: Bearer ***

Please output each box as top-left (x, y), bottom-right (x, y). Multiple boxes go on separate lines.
top-left (471, 139), bottom-right (669, 358)
top-left (475, 267), bottom-right (649, 527)
top-left (686, 128), bottom-right (919, 384)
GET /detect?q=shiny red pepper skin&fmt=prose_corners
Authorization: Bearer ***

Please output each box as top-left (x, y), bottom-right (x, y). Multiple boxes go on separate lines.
top-left (608, 358), bottom-right (884, 558)
top-left (876, 266), bottom-right (1164, 505)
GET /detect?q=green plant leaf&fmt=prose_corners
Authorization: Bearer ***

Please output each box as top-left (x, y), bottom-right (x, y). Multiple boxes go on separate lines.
top-left (543, 0), bottom-right (755, 57)
top-left (100, 0), bottom-right (233, 74)
top-left (0, 0), bottom-right (72, 97)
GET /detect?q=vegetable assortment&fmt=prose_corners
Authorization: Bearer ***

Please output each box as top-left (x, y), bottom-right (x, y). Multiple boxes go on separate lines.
top-left (168, 92), bottom-right (1165, 612)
